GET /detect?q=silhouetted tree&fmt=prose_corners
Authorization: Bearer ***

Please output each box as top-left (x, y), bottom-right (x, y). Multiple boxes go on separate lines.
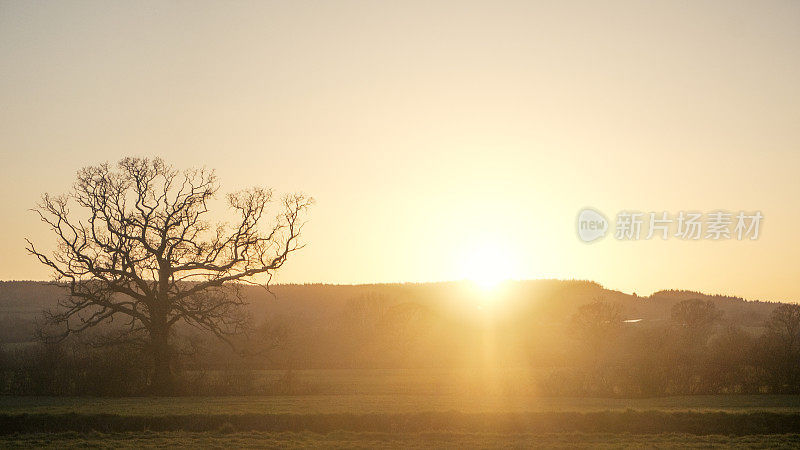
top-left (26, 157), bottom-right (312, 393)
top-left (705, 325), bottom-right (757, 393)
top-left (762, 303), bottom-right (800, 391)
top-left (765, 304), bottom-right (800, 349)
top-left (668, 299), bottom-right (723, 393)
top-left (569, 298), bottom-right (623, 394)
top-left (670, 299), bottom-right (722, 344)
top-left (570, 298), bottom-right (622, 346)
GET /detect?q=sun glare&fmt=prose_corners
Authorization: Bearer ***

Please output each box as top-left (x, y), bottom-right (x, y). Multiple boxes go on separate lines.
top-left (460, 239), bottom-right (518, 292)
top-left (471, 267), bottom-right (506, 291)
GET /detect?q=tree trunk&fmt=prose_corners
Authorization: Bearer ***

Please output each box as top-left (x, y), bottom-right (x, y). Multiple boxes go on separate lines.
top-left (149, 325), bottom-right (173, 395)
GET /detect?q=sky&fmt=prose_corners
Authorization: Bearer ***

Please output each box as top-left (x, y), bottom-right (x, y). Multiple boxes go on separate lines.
top-left (1, 0), bottom-right (799, 301)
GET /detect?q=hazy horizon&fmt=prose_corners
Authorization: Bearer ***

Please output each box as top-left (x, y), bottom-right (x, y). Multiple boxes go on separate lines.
top-left (0, 277), bottom-right (789, 305)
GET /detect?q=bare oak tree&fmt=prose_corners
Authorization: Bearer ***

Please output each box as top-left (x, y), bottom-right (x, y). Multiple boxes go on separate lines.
top-left (26, 157), bottom-right (312, 393)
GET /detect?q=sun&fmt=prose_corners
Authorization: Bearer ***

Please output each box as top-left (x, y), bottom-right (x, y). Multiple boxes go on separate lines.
top-left (459, 239), bottom-right (518, 292)
top-left (472, 270), bottom-right (506, 291)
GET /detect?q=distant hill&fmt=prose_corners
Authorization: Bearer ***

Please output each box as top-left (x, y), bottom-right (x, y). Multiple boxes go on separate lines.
top-left (0, 279), bottom-right (782, 346)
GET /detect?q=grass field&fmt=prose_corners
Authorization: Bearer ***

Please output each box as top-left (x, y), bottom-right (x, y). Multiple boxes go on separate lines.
top-left (4, 367), bottom-right (800, 416)
top-left (3, 431), bottom-right (800, 449)
top-left (3, 369), bottom-right (800, 447)
top-left (3, 393), bottom-right (800, 416)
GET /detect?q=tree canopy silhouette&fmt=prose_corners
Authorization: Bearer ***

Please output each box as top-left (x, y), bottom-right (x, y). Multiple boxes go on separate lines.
top-left (26, 157), bottom-right (312, 393)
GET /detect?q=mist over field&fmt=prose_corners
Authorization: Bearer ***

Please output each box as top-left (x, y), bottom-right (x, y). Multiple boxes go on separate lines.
top-left (0, 279), bottom-right (793, 396)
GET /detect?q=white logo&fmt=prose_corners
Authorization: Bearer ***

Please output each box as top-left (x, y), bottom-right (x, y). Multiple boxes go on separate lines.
top-left (577, 208), bottom-right (609, 243)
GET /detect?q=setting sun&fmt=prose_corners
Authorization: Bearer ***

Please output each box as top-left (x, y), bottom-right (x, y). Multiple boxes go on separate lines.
top-left (460, 239), bottom-right (519, 291)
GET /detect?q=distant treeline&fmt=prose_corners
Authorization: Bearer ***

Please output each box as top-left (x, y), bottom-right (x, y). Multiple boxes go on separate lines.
top-left (0, 280), bottom-right (797, 396)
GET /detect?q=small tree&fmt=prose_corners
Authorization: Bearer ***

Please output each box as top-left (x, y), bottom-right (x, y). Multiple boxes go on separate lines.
top-left (569, 298), bottom-right (623, 394)
top-left (570, 298), bottom-right (623, 346)
top-left (762, 303), bottom-right (800, 391)
top-left (765, 303), bottom-right (800, 350)
top-left (670, 299), bottom-right (722, 344)
top-left (26, 157), bottom-right (312, 393)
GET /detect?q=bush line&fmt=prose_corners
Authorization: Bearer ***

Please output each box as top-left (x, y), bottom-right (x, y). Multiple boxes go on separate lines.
top-left (1, 411), bottom-right (800, 435)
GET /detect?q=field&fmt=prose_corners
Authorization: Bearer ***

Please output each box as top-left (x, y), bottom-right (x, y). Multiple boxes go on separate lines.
top-left (3, 369), bottom-right (800, 447)
top-left (4, 392), bottom-right (800, 416)
top-left (3, 431), bottom-right (800, 449)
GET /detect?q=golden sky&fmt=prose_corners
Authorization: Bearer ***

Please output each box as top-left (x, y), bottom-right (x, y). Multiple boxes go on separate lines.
top-left (1, 1), bottom-right (799, 301)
